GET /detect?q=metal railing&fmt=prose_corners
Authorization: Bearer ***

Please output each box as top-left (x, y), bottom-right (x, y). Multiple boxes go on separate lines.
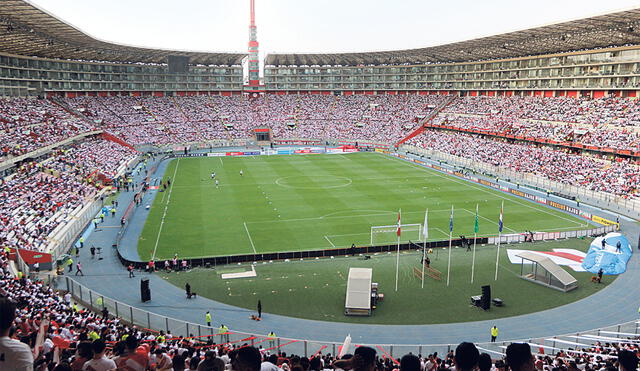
top-left (55, 276), bottom-right (639, 359)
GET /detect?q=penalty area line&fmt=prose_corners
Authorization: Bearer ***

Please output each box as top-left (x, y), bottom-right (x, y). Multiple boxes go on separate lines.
top-left (324, 235), bottom-right (336, 248)
top-left (244, 222), bottom-right (257, 254)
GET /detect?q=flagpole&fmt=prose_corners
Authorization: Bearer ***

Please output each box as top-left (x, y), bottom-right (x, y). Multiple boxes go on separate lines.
top-left (471, 204), bottom-right (478, 284)
top-left (395, 209), bottom-right (401, 292)
top-left (421, 209), bottom-right (428, 289)
top-left (447, 206), bottom-right (453, 286)
top-left (494, 201), bottom-right (503, 281)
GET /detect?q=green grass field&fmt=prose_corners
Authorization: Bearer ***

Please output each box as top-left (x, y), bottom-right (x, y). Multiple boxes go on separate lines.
top-left (162, 239), bottom-right (610, 324)
top-left (138, 153), bottom-right (592, 260)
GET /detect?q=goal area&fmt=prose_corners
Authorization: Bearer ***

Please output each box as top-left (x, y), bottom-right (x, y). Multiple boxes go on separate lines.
top-left (370, 224), bottom-right (422, 245)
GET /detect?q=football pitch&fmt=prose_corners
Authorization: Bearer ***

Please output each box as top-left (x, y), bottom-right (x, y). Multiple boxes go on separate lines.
top-left (138, 153), bottom-right (592, 260)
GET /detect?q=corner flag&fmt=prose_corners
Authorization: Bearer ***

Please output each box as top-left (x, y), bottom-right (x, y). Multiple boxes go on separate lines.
top-left (449, 206), bottom-right (454, 232)
top-left (498, 202), bottom-right (504, 233)
top-left (396, 210), bottom-right (401, 237)
top-left (422, 209), bottom-right (429, 241)
top-left (474, 205), bottom-right (479, 234)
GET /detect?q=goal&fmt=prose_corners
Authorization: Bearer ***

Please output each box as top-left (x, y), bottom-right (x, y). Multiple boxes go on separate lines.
top-left (370, 224), bottom-right (422, 245)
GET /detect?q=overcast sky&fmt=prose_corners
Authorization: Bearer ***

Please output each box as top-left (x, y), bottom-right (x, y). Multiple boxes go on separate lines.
top-left (28, 0), bottom-right (640, 56)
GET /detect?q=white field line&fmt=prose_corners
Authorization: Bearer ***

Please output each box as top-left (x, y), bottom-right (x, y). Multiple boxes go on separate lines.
top-left (324, 235), bottom-right (336, 248)
top-left (220, 157), bottom-right (223, 166)
top-left (151, 159), bottom-right (180, 260)
top-left (385, 156), bottom-right (585, 227)
top-left (434, 227), bottom-right (449, 237)
top-left (247, 208), bottom-right (452, 225)
top-left (244, 222), bottom-right (257, 254)
top-left (462, 208), bottom-right (518, 233)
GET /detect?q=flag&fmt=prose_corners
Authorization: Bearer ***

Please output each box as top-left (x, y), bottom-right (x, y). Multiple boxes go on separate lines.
top-left (422, 209), bottom-right (429, 241)
top-left (474, 204), bottom-right (479, 234)
top-left (498, 202), bottom-right (504, 233)
top-left (396, 210), bottom-right (401, 237)
top-left (449, 205), bottom-right (454, 233)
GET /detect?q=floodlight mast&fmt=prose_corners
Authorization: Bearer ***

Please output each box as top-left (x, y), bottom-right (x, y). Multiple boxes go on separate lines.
top-left (247, 0), bottom-right (260, 87)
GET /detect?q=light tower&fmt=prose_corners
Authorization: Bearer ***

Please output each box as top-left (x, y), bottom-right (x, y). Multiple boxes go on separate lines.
top-left (247, 0), bottom-right (260, 87)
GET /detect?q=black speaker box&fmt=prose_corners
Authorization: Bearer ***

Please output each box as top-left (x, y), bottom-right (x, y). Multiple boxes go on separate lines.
top-left (481, 285), bottom-right (491, 310)
top-left (141, 279), bottom-right (151, 302)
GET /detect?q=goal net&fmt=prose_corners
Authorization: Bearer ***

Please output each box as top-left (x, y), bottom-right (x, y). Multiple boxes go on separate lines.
top-left (370, 224), bottom-right (422, 245)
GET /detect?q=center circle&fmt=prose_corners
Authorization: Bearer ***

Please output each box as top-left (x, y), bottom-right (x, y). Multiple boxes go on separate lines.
top-left (275, 175), bottom-right (352, 189)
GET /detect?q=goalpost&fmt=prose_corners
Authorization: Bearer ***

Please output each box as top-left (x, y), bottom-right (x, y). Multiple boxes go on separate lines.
top-left (370, 224), bottom-right (422, 245)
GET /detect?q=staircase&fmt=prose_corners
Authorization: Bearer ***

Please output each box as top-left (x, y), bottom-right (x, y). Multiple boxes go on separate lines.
top-left (100, 132), bottom-right (136, 151)
top-left (49, 96), bottom-right (97, 128)
top-left (396, 95), bottom-right (456, 146)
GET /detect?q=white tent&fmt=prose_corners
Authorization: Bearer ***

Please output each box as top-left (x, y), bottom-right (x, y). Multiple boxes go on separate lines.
top-left (344, 268), bottom-right (372, 316)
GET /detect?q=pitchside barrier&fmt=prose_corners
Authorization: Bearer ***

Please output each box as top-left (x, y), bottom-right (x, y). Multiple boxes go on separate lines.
top-left (51, 274), bottom-right (640, 359)
top-left (116, 224), bottom-right (610, 269)
top-left (116, 237), bottom-right (482, 270)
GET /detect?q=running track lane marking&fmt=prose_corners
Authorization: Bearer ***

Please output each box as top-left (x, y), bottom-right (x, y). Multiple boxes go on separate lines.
top-left (244, 222), bottom-right (257, 254)
top-left (151, 159), bottom-right (180, 260)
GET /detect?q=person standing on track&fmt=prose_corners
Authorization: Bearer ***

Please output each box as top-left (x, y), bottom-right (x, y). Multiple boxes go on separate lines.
top-left (75, 262), bottom-right (84, 276)
top-left (205, 311), bottom-right (212, 327)
top-left (490, 325), bottom-right (498, 342)
top-left (257, 300), bottom-right (262, 318)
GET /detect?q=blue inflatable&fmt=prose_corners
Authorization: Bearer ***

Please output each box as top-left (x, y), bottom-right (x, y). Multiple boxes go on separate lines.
top-left (581, 233), bottom-right (632, 275)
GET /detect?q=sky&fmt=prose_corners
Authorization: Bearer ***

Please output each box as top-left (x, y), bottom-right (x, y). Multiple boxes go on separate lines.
top-left (28, 0), bottom-right (640, 57)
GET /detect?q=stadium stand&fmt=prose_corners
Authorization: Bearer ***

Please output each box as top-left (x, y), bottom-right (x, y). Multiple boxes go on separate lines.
top-left (4, 1), bottom-right (640, 369)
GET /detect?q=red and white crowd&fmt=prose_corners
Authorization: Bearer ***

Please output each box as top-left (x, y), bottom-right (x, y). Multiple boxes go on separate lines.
top-left (0, 136), bottom-right (137, 253)
top-left (0, 98), bottom-right (94, 161)
top-left (407, 129), bottom-right (640, 197)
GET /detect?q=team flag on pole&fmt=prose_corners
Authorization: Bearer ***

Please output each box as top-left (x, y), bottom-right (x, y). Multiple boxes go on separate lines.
top-left (498, 202), bottom-right (504, 233)
top-left (422, 209), bottom-right (429, 241)
top-left (449, 206), bottom-right (454, 232)
top-left (474, 206), bottom-right (479, 234)
top-left (397, 210), bottom-right (402, 237)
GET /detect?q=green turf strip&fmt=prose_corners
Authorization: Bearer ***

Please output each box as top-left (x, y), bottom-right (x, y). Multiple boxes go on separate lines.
top-left (163, 239), bottom-right (610, 324)
top-left (139, 153), bottom-right (591, 261)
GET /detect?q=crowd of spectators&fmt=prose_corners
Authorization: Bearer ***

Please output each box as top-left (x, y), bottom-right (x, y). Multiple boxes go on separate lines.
top-left (0, 161), bottom-right (97, 252)
top-left (0, 98), bottom-right (94, 161)
top-left (45, 138), bottom-right (138, 179)
top-left (0, 135), bottom-right (135, 254)
top-left (407, 129), bottom-right (640, 197)
top-left (436, 96), bottom-right (640, 152)
top-left (64, 94), bottom-right (445, 145)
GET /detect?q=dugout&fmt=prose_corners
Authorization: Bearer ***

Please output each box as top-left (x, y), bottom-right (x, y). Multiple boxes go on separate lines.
top-left (516, 251), bottom-right (577, 292)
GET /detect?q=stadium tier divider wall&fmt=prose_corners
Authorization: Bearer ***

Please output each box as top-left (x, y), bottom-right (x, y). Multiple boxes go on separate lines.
top-left (52, 274), bottom-right (640, 357)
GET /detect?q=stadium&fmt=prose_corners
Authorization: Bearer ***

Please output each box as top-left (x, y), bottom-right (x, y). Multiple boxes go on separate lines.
top-left (1, 0), bottom-right (640, 369)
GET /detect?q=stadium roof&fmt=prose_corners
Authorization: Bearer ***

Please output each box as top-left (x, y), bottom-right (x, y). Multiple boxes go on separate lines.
top-left (265, 8), bottom-right (640, 67)
top-left (0, 0), bottom-right (246, 66)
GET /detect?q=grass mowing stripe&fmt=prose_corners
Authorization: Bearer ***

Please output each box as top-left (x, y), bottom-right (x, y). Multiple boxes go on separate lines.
top-left (462, 207), bottom-right (518, 233)
top-left (383, 155), bottom-right (585, 226)
top-left (139, 153), bottom-right (589, 260)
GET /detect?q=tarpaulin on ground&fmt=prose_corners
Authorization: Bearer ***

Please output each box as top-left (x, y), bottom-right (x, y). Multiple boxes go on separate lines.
top-left (581, 233), bottom-right (632, 275)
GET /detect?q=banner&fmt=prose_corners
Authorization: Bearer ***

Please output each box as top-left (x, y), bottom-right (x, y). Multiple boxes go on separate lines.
top-left (591, 215), bottom-right (619, 227)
